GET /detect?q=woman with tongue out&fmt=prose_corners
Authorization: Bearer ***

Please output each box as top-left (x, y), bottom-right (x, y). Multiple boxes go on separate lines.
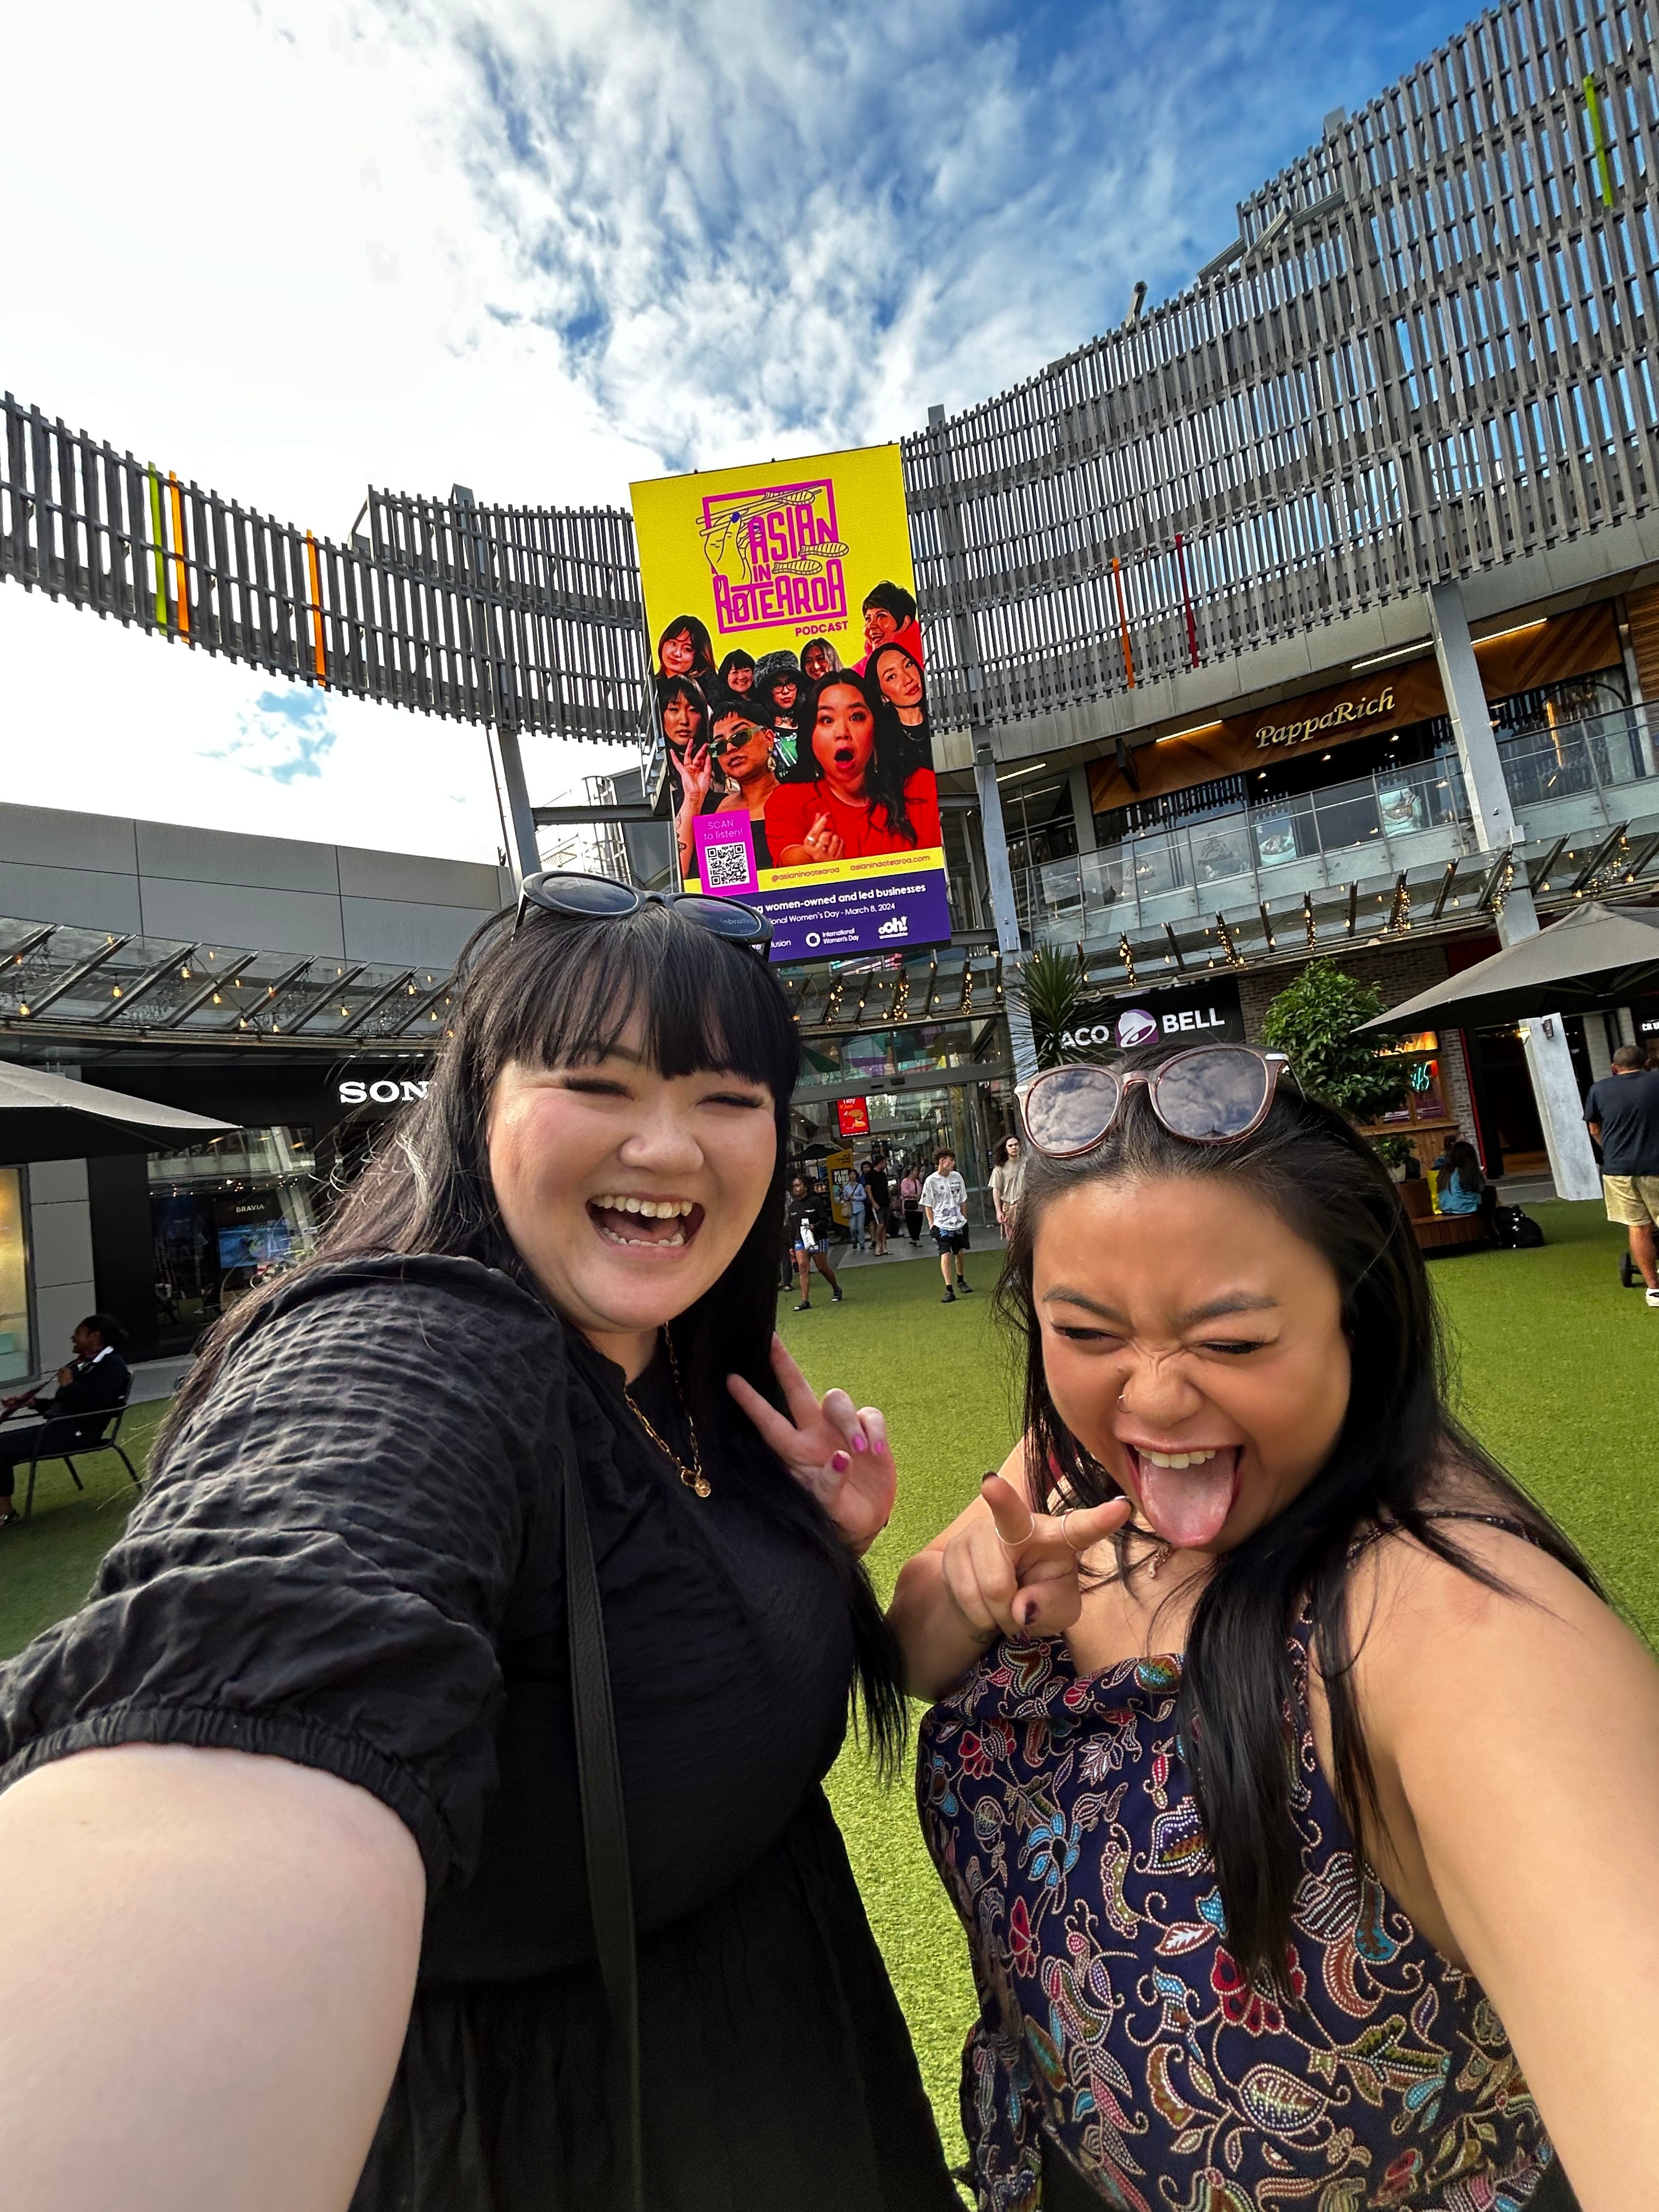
top-left (0, 883), bottom-right (958, 2212)
top-left (891, 1043), bottom-right (1659, 2212)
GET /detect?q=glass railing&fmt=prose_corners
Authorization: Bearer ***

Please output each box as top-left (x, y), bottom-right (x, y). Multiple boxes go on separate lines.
top-left (1493, 706), bottom-right (1653, 823)
top-left (1018, 709), bottom-right (1659, 948)
top-left (1023, 753), bottom-right (1471, 943)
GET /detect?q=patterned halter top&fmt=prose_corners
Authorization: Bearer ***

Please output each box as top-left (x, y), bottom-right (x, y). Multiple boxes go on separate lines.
top-left (917, 1594), bottom-right (1559, 2211)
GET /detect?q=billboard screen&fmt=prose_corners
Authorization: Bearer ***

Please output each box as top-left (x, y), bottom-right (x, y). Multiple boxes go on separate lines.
top-left (630, 443), bottom-right (950, 962)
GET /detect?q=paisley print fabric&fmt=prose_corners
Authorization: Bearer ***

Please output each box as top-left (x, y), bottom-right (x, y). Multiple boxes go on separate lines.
top-left (917, 1624), bottom-right (1555, 2210)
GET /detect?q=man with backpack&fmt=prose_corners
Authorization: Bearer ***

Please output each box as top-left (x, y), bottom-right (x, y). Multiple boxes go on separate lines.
top-left (1586, 1044), bottom-right (1659, 1307)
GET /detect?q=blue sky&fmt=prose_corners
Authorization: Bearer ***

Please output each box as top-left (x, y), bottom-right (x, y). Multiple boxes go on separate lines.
top-left (1, 0), bottom-right (1468, 856)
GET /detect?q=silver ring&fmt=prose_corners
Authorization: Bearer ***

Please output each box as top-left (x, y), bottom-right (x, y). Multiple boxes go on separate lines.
top-left (995, 1508), bottom-right (1037, 1550)
top-left (1059, 1508), bottom-right (1088, 1553)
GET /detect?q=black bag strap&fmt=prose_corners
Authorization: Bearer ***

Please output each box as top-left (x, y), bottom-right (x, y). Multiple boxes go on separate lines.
top-left (561, 1419), bottom-right (644, 2211)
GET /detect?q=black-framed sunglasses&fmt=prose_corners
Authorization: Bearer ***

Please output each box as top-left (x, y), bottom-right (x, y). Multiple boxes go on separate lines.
top-left (1018, 1046), bottom-right (1298, 1158)
top-left (512, 870), bottom-right (772, 951)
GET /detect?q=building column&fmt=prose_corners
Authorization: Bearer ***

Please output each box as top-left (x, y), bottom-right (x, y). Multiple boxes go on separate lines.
top-left (1583, 1012), bottom-right (1614, 1085)
top-left (1428, 581), bottom-right (1601, 1200)
top-left (974, 742), bottom-right (1038, 1082)
top-left (1615, 597), bottom-right (1657, 777)
top-left (25, 1159), bottom-right (98, 1373)
top-left (1068, 764), bottom-right (1098, 854)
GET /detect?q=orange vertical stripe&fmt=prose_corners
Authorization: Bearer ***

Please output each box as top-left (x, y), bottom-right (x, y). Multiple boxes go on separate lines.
top-left (304, 533), bottom-right (328, 682)
top-left (1111, 556), bottom-right (1135, 689)
top-left (167, 473), bottom-right (190, 637)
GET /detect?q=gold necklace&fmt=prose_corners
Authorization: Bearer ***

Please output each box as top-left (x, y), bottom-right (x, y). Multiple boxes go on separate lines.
top-left (623, 1332), bottom-right (710, 1498)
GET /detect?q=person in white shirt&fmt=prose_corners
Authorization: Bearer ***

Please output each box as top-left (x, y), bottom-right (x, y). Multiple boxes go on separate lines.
top-left (920, 1150), bottom-right (973, 1304)
top-left (989, 1137), bottom-right (1025, 1242)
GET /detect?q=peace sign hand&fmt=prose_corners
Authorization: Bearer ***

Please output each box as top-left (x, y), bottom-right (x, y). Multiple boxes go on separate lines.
top-left (727, 1334), bottom-right (896, 1557)
top-left (943, 1472), bottom-right (1131, 1644)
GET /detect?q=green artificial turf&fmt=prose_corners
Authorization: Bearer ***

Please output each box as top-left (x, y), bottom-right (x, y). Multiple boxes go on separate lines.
top-left (0, 1206), bottom-right (1651, 2171)
top-left (0, 1400), bottom-right (165, 1656)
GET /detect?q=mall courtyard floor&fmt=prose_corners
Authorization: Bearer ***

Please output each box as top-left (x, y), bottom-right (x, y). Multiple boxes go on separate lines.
top-left (0, 1200), bottom-right (1652, 2166)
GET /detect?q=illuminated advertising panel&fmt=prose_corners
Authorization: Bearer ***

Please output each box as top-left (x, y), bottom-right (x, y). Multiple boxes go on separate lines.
top-left (631, 443), bottom-right (950, 962)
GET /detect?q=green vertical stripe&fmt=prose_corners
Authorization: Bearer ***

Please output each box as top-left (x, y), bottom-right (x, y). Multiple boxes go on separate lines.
top-left (146, 469), bottom-right (169, 628)
top-left (1584, 75), bottom-right (1615, 208)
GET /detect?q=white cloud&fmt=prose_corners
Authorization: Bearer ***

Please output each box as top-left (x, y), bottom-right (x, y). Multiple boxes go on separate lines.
top-left (1, 0), bottom-right (1456, 860)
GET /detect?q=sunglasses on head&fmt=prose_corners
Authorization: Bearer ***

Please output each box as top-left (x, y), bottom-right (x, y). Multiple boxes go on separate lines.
top-left (1018, 1046), bottom-right (1298, 1158)
top-left (512, 870), bottom-right (772, 952)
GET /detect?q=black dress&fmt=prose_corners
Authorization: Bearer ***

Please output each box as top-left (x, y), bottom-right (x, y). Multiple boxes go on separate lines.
top-left (0, 1256), bottom-right (956, 2212)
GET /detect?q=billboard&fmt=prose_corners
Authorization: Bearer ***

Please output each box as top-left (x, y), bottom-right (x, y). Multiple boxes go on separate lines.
top-left (630, 443), bottom-right (950, 963)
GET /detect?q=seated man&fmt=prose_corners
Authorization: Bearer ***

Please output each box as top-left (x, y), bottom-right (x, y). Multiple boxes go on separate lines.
top-left (0, 1314), bottom-right (131, 1527)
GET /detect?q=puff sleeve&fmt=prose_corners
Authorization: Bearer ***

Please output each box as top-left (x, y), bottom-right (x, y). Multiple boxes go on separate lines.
top-left (0, 1256), bottom-right (565, 1894)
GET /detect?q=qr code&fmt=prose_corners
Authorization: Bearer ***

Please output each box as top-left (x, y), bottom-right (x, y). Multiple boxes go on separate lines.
top-left (703, 842), bottom-right (749, 888)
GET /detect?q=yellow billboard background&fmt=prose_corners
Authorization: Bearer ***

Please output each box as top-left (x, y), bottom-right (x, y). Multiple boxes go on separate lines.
top-left (630, 442), bottom-right (916, 672)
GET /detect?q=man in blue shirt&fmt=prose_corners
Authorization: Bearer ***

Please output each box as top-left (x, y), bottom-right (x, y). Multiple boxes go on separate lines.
top-left (1584, 1045), bottom-right (1659, 1308)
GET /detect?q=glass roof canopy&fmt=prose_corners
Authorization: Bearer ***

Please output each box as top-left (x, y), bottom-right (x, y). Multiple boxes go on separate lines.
top-left (0, 924), bottom-right (454, 1051)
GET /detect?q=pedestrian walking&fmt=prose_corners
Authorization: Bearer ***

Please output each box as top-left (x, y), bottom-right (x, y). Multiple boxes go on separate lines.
top-left (1585, 1043), bottom-right (1659, 1306)
top-left (786, 1175), bottom-right (844, 1310)
top-left (922, 1149), bottom-right (973, 1302)
top-left (864, 1153), bottom-right (891, 1256)
top-left (848, 1163), bottom-right (868, 1252)
top-left (989, 1136), bottom-right (1025, 1244)
top-left (900, 1166), bottom-right (924, 1245)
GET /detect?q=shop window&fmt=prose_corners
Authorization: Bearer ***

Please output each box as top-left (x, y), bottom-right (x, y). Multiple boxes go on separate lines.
top-left (0, 1169), bottom-right (33, 1385)
top-left (1358, 1032), bottom-right (1455, 1165)
top-left (148, 1127), bottom-right (321, 1342)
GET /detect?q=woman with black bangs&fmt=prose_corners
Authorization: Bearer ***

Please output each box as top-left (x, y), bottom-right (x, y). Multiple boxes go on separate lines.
top-left (753, 654), bottom-right (804, 769)
top-left (891, 1043), bottom-right (1659, 2210)
top-left (766, 668), bottom-right (941, 865)
top-left (716, 647), bottom-right (755, 697)
top-left (0, 880), bottom-right (958, 2212)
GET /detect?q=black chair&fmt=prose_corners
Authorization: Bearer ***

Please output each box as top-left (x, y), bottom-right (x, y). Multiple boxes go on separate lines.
top-left (22, 1400), bottom-right (142, 1522)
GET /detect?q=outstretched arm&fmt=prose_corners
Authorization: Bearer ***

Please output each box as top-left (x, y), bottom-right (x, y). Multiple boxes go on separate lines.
top-left (1353, 1527), bottom-right (1659, 2208)
top-left (0, 1743), bottom-right (424, 2212)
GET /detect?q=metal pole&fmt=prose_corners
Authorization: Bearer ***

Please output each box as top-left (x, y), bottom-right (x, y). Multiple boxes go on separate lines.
top-left (974, 743), bottom-right (1038, 1082)
top-left (1429, 582), bottom-right (1600, 1200)
top-left (930, 402), bottom-right (1036, 1083)
top-left (494, 726), bottom-right (543, 885)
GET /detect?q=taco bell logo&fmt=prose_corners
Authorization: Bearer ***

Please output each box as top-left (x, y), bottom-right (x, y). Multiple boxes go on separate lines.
top-left (1115, 1008), bottom-right (1159, 1049)
top-left (700, 477), bottom-right (850, 637)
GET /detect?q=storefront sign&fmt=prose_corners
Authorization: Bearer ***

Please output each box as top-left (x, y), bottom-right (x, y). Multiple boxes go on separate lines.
top-left (835, 1096), bottom-right (871, 1137)
top-left (632, 442), bottom-right (949, 965)
top-left (1086, 603), bottom-right (1623, 822)
top-left (337, 1077), bottom-right (430, 1105)
top-left (1060, 978), bottom-right (1246, 1053)
top-left (1250, 680), bottom-right (1402, 753)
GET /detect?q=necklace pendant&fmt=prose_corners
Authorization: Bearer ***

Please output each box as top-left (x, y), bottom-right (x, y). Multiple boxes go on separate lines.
top-left (685, 1470), bottom-right (713, 1499)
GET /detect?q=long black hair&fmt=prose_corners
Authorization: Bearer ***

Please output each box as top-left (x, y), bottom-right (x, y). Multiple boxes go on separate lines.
top-left (792, 668), bottom-right (919, 844)
top-left (160, 901), bottom-right (906, 1767)
top-left (995, 1048), bottom-right (1598, 1986)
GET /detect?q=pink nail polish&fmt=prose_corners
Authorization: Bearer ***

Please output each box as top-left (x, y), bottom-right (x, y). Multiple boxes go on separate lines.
top-left (852, 1432), bottom-right (867, 1453)
top-left (832, 1451), bottom-right (850, 1473)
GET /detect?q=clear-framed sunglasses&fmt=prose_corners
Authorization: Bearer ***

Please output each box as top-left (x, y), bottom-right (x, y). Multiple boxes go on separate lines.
top-left (1018, 1046), bottom-right (1298, 1158)
top-left (512, 870), bottom-right (772, 952)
